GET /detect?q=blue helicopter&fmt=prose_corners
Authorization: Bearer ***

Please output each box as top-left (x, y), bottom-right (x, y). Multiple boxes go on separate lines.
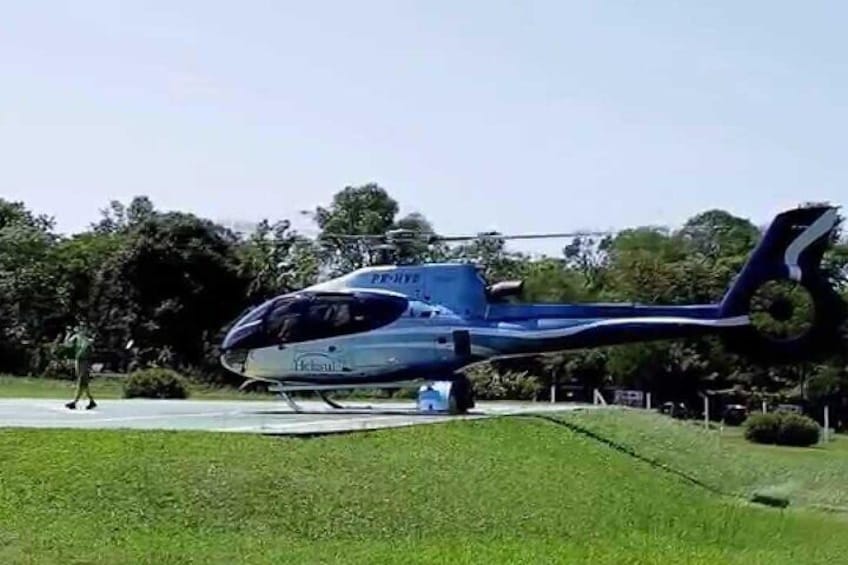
top-left (220, 205), bottom-right (846, 413)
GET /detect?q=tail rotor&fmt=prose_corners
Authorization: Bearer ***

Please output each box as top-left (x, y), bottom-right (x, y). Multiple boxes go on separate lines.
top-left (718, 205), bottom-right (846, 363)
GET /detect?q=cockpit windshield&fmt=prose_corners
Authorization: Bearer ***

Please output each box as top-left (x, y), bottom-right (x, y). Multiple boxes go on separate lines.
top-left (240, 300), bottom-right (273, 325)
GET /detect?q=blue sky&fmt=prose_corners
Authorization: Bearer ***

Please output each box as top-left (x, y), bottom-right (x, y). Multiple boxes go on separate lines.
top-left (2, 1), bottom-right (846, 255)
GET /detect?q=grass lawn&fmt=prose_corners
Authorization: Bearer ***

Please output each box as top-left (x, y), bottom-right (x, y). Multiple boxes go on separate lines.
top-left (555, 408), bottom-right (848, 513)
top-left (0, 375), bottom-right (277, 402)
top-left (0, 375), bottom-right (413, 404)
top-left (1, 414), bottom-right (848, 563)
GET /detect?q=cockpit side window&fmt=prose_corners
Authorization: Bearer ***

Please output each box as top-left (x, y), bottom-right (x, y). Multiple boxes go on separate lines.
top-left (262, 292), bottom-right (408, 345)
top-left (264, 296), bottom-right (305, 342)
top-left (303, 299), bottom-right (354, 339)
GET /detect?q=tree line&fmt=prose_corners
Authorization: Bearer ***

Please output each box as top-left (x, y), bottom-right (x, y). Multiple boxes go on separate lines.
top-left (1, 184), bottom-right (847, 425)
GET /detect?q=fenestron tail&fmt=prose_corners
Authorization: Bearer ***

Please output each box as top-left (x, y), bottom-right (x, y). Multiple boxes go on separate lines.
top-left (718, 205), bottom-right (846, 362)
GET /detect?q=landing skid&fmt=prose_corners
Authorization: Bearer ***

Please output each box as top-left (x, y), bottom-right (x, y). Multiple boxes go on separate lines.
top-left (255, 378), bottom-right (475, 414)
top-left (274, 390), bottom-right (358, 412)
top-left (317, 391), bottom-right (350, 410)
top-left (268, 379), bottom-right (426, 413)
top-left (277, 391), bottom-right (303, 412)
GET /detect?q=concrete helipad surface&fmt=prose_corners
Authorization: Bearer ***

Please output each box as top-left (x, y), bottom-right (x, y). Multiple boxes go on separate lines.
top-left (0, 398), bottom-right (596, 435)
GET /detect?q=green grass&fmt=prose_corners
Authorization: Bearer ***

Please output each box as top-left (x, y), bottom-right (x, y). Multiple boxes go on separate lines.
top-left (0, 375), bottom-right (277, 401)
top-left (1, 415), bottom-right (848, 563)
top-left (555, 408), bottom-right (848, 513)
top-left (0, 375), bottom-right (411, 403)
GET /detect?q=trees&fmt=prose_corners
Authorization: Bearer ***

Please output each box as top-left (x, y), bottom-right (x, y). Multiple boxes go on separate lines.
top-left (312, 183), bottom-right (444, 271)
top-left (392, 212), bottom-right (448, 264)
top-left (0, 186), bottom-right (844, 419)
top-left (92, 209), bottom-right (248, 371)
top-left (679, 209), bottom-right (760, 260)
top-left (314, 183), bottom-right (400, 274)
top-left (0, 200), bottom-right (64, 374)
top-left (236, 219), bottom-right (319, 304)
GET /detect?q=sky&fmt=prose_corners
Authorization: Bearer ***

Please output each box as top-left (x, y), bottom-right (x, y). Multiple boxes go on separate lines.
top-left (2, 1), bottom-right (847, 256)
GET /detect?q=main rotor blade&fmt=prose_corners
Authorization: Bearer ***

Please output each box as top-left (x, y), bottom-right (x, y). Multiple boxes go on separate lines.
top-left (436, 231), bottom-right (612, 242)
top-left (318, 233), bottom-right (388, 240)
top-left (318, 230), bottom-right (612, 242)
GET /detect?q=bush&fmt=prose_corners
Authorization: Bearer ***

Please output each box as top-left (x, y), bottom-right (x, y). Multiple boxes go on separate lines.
top-left (743, 413), bottom-right (781, 444)
top-left (41, 358), bottom-right (75, 380)
top-left (35, 341), bottom-right (76, 380)
top-left (124, 368), bottom-right (190, 399)
top-left (465, 365), bottom-right (542, 400)
top-left (744, 412), bottom-right (819, 447)
top-left (776, 412), bottom-right (821, 446)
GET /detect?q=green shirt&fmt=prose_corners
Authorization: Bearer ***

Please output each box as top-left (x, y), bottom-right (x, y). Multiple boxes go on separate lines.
top-left (65, 332), bottom-right (93, 361)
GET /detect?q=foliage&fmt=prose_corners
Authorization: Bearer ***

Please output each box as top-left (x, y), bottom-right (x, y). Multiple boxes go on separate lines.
top-left (392, 212), bottom-right (448, 264)
top-left (744, 412), bottom-right (820, 447)
top-left (743, 413), bottom-right (783, 444)
top-left (314, 183), bottom-right (400, 274)
top-left (464, 364), bottom-right (542, 400)
top-left (123, 368), bottom-right (190, 399)
top-left (520, 258), bottom-right (596, 303)
top-left (0, 186), bottom-right (846, 410)
top-left (679, 209), bottom-right (760, 259)
top-left (92, 206), bottom-right (249, 370)
top-left (0, 199), bottom-right (64, 374)
top-left (236, 219), bottom-right (319, 303)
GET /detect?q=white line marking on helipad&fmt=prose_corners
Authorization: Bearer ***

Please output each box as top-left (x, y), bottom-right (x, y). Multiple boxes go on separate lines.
top-left (67, 412), bottom-right (240, 423)
top-left (214, 413), bottom-right (490, 433)
top-left (0, 398), bottom-right (598, 434)
top-left (217, 417), bottom-right (392, 432)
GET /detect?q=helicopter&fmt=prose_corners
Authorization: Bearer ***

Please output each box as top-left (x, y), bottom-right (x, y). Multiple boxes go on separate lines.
top-left (220, 205), bottom-right (847, 413)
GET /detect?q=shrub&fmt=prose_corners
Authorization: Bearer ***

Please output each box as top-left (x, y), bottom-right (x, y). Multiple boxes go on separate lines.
top-left (744, 411), bottom-right (819, 447)
top-left (124, 368), bottom-right (190, 399)
top-left (744, 413), bottom-right (781, 444)
top-left (37, 341), bottom-right (76, 380)
top-left (465, 365), bottom-right (542, 400)
top-left (776, 412), bottom-right (821, 446)
top-left (41, 358), bottom-right (75, 380)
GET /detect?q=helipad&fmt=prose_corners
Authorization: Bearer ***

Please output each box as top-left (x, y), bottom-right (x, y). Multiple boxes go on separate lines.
top-left (0, 398), bottom-right (595, 435)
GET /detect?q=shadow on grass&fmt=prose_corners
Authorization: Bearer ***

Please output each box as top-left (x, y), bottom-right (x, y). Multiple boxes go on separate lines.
top-left (524, 413), bottom-right (727, 497)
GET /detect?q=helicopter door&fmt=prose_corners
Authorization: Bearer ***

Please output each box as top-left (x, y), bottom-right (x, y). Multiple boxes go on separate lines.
top-left (290, 297), bottom-right (356, 376)
top-left (453, 330), bottom-right (472, 358)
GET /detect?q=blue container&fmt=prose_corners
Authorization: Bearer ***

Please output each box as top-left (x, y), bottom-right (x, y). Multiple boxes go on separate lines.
top-left (417, 382), bottom-right (452, 412)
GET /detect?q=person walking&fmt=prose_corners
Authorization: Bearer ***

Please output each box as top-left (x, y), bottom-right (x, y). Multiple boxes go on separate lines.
top-left (64, 323), bottom-right (97, 410)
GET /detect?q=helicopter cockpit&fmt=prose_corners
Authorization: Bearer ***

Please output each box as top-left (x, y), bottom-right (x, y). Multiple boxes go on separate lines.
top-left (222, 290), bottom-right (409, 351)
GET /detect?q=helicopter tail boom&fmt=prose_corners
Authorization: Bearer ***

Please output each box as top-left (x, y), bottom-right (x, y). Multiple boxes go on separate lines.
top-left (479, 205), bottom-right (845, 363)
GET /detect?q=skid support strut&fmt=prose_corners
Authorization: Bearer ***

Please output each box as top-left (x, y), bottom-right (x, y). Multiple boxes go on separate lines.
top-left (277, 391), bottom-right (302, 412)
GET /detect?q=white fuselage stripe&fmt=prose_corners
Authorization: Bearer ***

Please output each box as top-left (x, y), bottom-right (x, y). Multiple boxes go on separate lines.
top-left (326, 315), bottom-right (752, 342)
